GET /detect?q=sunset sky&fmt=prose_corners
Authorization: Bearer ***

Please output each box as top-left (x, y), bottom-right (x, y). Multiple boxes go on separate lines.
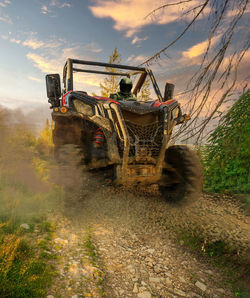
top-left (0, 0), bottom-right (249, 115)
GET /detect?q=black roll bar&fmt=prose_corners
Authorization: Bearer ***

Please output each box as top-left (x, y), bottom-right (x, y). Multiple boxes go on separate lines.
top-left (63, 58), bottom-right (163, 102)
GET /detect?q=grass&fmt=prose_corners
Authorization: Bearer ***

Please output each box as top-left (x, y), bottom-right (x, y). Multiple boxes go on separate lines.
top-left (0, 170), bottom-right (61, 297)
top-left (84, 230), bottom-right (106, 296)
top-left (0, 219), bottom-right (57, 297)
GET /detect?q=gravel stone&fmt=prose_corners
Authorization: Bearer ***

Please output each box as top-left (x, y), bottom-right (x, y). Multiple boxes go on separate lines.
top-left (195, 281), bottom-right (207, 292)
top-left (149, 277), bottom-right (161, 283)
top-left (133, 283), bottom-right (139, 293)
top-left (20, 223), bottom-right (30, 230)
top-left (175, 289), bottom-right (186, 296)
top-left (137, 292), bottom-right (151, 298)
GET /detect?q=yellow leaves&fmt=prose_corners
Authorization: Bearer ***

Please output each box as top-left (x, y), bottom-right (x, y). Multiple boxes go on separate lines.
top-left (28, 275), bottom-right (39, 282)
top-left (36, 119), bottom-right (54, 157)
top-left (32, 157), bottom-right (50, 183)
top-left (20, 262), bottom-right (30, 275)
top-left (0, 234), bottom-right (21, 275)
top-left (0, 223), bottom-right (7, 229)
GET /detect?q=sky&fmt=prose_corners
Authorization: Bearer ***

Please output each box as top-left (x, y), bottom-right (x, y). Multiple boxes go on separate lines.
top-left (0, 0), bottom-right (249, 119)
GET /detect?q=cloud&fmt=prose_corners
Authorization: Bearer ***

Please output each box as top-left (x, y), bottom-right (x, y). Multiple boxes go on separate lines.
top-left (181, 34), bottom-right (221, 65)
top-left (26, 46), bottom-right (104, 92)
top-left (126, 54), bottom-right (148, 64)
top-left (0, 0), bottom-right (11, 8)
top-left (131, 35), bottom-right (148, 45)
top-left (10, 38), bottom-right (21, 44)
top-left (41, 1), bottom-right (71, 14)
top-left (83, 42), bottom-right (102, 53)
top-left (41, 5), bottom-right (50, 14)
top-left (0, 13), bottom-right (12, 24)
top-left (1, 34), bottom-right (20, 44)
top-left (23, 38), bottom-right (44, 49)
top-left (89, 0), bottom-right (204, 37)
top-left (22, 37), bottom-right (64, 49)
top-left (28, 76), bottom-right (42, 83)
top-left (26, 53), bottom-right (61, 73)
top-left (50, 0), bottom-right (71, 8)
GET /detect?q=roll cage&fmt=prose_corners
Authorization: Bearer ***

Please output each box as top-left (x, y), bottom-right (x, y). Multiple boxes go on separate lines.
top-left (62, 58), bottom-right (163, 102)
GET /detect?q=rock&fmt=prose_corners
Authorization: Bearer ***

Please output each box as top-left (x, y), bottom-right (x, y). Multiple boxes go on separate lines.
top-left (149, 277), bottom-right (161, 283)
top-left (165, 278), bottom-right (172, 285)
top-left (217, 288), bottom-right (225, 294)
top-left (54, 238), bottom-right (68, 245)
top-left (179, 276), bottom-right (186, 283)
top-left (71, 295), bottom-right (78, 298)
top-left (138, 291), bottom-right (151, 298)
top-left (204, 270), bottom-right (213, 275)
top-left (187, 292), bottom-right (202, 298)
top-left (195, 281), bottom-right (207, 292)
top-left (141, 281), bottom-right (147, 286)
top-left (119, 289), bottom-right (125, 295)
top-left (47, 296), bottom-right (54, 298)
top-left (175, 289), bottom-right (186, 296)
top-left (20, 223), bottom-right (30, 230)
top-left (140, 270), bottom-right (147, 274)
top-left (154, 265), bottom-right (161, 273)
top-left (147, 249), bottom-right (155, 254)
top-left (133, 283), bottom-right (139, 293)
top-left (139, 287), bottom-right (147, 292)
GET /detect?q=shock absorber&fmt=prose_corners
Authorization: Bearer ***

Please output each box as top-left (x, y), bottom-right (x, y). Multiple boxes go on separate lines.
top-left (92, 128), bottom-right (105, 158)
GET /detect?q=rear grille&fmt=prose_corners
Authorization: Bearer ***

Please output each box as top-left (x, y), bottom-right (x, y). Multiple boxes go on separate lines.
top-left (126, 121), bottom-right (164, 160)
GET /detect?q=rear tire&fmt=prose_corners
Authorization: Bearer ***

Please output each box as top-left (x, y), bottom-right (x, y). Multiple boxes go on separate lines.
top-left (159, 145), bottom-right (203, 204)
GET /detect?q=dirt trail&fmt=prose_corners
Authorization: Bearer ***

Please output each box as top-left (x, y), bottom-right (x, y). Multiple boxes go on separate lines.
top-left (48, 152), bottom-right (249, 297)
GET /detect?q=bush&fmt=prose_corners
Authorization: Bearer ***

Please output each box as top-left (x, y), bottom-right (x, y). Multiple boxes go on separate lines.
top-left (202, 91), bottom-right (250, 193)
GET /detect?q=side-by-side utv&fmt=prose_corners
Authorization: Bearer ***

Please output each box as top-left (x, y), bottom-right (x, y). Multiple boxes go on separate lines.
top-left (45, 58), bottom-right (203, 202)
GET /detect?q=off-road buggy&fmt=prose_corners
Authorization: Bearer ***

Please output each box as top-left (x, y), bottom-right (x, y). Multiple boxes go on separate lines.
top-left (46, 58), bottom-right (203, 202)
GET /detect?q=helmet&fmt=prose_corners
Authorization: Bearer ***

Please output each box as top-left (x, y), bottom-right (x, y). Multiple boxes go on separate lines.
top-left (120, 77), bottom-right (133, 94)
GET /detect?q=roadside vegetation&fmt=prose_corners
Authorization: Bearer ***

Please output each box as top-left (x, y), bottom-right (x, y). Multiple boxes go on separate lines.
top-left (198, 90), bottom-right (250, 211)
top-left (0, 108), bottom-right (60, 297)
top-left (182, 91), bottom-right (249, 297)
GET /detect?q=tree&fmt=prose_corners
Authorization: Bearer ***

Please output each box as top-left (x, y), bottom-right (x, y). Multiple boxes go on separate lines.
top-left (100, 47), bottom-right (122, 97)
top-left (137, 78), bottom-right (151, 101)
top-left (36, 118), bottom-right (53, 156)
top-left (141, 0), bottom-right (249, 143)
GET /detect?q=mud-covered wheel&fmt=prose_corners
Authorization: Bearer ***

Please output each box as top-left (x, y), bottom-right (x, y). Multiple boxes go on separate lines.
top-left (159, 145), bottom-right (203, 203)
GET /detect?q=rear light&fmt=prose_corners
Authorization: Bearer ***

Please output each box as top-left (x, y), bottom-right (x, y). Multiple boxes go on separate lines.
top-left (60, 107), bottom-right (68, 113)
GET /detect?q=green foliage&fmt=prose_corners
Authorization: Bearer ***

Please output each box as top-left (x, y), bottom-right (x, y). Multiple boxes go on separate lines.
top-left (100, 47), bottom-right (122, 97)
top-left (202, 91), bottom-right (250, 193)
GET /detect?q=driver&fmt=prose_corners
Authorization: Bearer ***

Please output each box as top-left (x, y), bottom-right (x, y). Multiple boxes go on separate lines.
top-left (110, 77), bottom-right (137, 101)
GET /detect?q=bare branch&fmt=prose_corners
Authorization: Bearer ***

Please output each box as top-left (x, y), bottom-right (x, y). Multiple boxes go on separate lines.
top-left (140, 0), bottom-right (209, 66)
top-left (145, 0), bottom-right (194, 19)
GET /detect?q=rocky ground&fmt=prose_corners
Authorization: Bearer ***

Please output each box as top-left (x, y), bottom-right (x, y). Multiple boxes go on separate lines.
top-left (45, 164), bottom-right (249, 298)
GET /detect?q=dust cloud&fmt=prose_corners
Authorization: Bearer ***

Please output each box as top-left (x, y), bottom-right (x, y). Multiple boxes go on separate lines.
top-left (56, 146), bottom-right (249, 259)
top-left (0, 106), bottom-right (57, 220)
